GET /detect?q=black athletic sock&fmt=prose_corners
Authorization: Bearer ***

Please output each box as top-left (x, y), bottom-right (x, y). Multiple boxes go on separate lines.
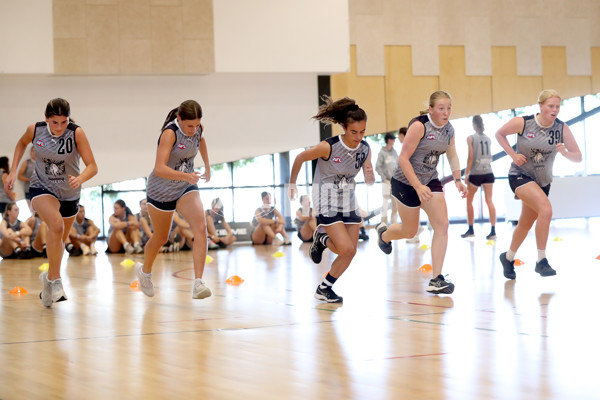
top-left (319, 273), bottom-right (337, 289)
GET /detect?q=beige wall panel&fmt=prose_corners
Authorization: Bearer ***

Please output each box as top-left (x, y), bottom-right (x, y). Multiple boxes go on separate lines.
top-left (464, 16), bottom-right (491, 76)
top-left (183, 0), bottom-right (213, 40)
top-left (515, 17), bottom-right (542, 76)
top-left (120, 40), bottom-right (152, 74)
top-left (592, 47), bottom-right (600, 93)
top-left (384, 46), bottom-right (439, 131)
top-left (490, 1), bottom-right (518, 45)
top-left (592, 1), bottom-right (600, 46)
top-left (350, 0), bottom-right (383, 15)
top-left (85, 0), bottom-right (117, 4)
top-left (411, 16), bottom-right (439, 76)
top-left (183, 39), bottom-right (215, 74)
top-left (86, 5), bottom-right (120, 74)
top-left (151, 6), bottom-right (183, 41)
top-left (382, 0), bottom-right (412, 45)
top-left (151, 40), bottom-right (184, 73)
top-left (564, 18), bottom-right (591, 76)
top-left (53, 0), bottom-right (86, 39)
top-left (355, 15), bottom-right (385, 76)
top-left (119, 0), bottom-right (152, 40)
top-left (330, 47), bottom-right (387, 136)
top-left (491, 47), bottom-right (542, 111)
top-left (542, 47), bottom-right (591, 99)
top-left (150, 0), bottom-right (181, 5)
top-left (54, 38), bottom-right (88, 74)
top-left (438, 46), bottom-right (492, 119)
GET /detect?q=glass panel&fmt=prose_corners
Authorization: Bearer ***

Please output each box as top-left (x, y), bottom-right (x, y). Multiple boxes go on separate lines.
top-left (289, 148), bottom-right (312, 185)
top-left (233, 187), bottom-right (276, 223)
top-left (558, 96), bottom-right (582, 123)
top-left (553, 122), bottom-right (585, 177)
top-left (514, 104), bottom-right (538, 117)
top-left (584, 93), bottom-right (600, 112)
top-left (80, 186), bottom-right (103, 236)
top-left (232, 154), bottom-right (274, 187)
top-left (199, 188), bottom-right (233, 221)
top-left (585, 112), bottom-right (600, 174)
top-left (102, 191), bottom-right (146, 236)
top-left (103, 177), bottom-right (147, 191)
top-left (208, 163), bottom-right (232, 187)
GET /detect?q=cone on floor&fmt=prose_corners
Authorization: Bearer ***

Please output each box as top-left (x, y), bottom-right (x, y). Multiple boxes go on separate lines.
top-left (9, 286), bottom-right (28, 295)
top-left (38, 263), bottom-right (49, 271)
top-left (121, 259), bottom-right (135, 268)
top-left (206, 255), bottom-right (213, 263)
top-left (553, 237), bottom-right (563, 242)
top-left (514, 259), bottom-right (525, 266)
top-left (226, 275), bottom-right (244, 285)
top-left (129, 280), bottom-right (140, 291)
top-left (596, 255), bottom-right (600, 260)
top-left (272, 251), bottom-right (285, 258)
top-left (418, 264), bottom-right (432, 272)
top-left (419, 244), bottom-right (431, 250)
top-left (486, 240), bottom-right (496, 246)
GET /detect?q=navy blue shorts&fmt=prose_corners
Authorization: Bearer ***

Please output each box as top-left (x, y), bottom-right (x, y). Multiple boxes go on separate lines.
top-left (147, 185), bottom-right (199, 212)
top-left (509, 175), bottom-right (550, 198)
top-left (316, 210), bottom-right (362, 226)
top-left (468, 173), bottom-right (495, 187)
top-left (391, 177), bottom-right (443, 208)
top-left (30, 187), bottom-right (80, 218)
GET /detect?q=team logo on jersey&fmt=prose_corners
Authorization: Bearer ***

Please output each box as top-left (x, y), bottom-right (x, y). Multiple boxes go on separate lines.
top-left (332, 157), bottom-right (342, 163)
top-left (177, 143), bottom-right (186, 149)
top-left (174, 157), bottom-right (193, 172)
top-left (36, 139), bottom-right (45, 147)
top-left (43, 159), bottom-right (66, 181)
top-left (423, 150), bottom-right (443, 167)
top-left (526, 132), bottom-right (536, 139)
top-left (426, 134), bottom-right (436, 140)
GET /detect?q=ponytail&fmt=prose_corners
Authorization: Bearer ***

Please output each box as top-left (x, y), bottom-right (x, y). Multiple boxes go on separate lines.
top-left (313, 96), bottom-right (367, 127)
top-left (161, 100), bottom-right (203, 131)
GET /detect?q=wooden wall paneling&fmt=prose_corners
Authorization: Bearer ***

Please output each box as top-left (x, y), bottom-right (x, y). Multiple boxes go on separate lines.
top-left (542, 47), bottom-right (591, 99)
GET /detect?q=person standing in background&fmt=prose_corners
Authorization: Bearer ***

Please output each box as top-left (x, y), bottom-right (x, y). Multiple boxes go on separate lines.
top-left (375, 132), bottom-right (399, 225)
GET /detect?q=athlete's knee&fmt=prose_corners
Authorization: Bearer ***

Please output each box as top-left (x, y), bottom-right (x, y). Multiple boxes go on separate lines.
top-left (537, 204), bottom-right (553, 221)
top-left (337, 243), bottom-right (356, 259)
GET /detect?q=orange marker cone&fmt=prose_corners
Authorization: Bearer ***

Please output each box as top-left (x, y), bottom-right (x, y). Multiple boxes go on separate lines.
top-left (9, 286), bottom-right (28, 295)
top-left (596, 255), bottom-right (600, 260)
top-left (129, 280), bottom-right (140, 291)
top-left (514, 259), bottom-right (525, 266)
top-left (418, 264), bottom-right (432, 272)
top-left (226, 275), bottom-right (244, 285)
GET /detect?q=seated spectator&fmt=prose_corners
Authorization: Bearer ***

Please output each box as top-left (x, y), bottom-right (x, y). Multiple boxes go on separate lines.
top-left (0, 156), bottom-right (17, 213)
top-left (294, 195), bottom-right (317, 242)
top-left (26, 212), bottom-right (48, 257)
top-left (0, 202), bottom-right (34, 259)
top-left (107, 199), bottom-right (143, 254)
top-left (68, 205), bottom-right (100, 256)
top-left (251, 191), bottom-right (291, 245)
top-left (171, 211), bottom-right (194, 251)
top-left (206, 198), bottom-right (237, 249)
top-left (17, 146), bottom-right (36, 212)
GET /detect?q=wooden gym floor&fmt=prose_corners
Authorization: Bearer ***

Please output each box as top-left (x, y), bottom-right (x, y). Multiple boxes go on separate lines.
top-left (1, 218), bottom-right (599, 400)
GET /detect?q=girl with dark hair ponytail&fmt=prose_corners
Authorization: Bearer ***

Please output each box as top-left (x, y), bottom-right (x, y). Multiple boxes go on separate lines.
top-left (4, 98), bottom-right (98, 307)
top-left (135, 100), bottom-right (212, 300)
top-left (288, 96), bottom-right (375, 303)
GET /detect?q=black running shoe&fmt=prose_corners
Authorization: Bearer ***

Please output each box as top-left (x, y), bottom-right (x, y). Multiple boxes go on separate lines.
top-left (485, 233), bottom-right (497, 240)
top-left (314, 285), bottom-right (343, 303)
top-left (461, 229), bottom-right (475, 238)
top-left (376, 223), bottom-right (392, 254)
top-left (426, 274), bottom-right (455, 294)
top-left (535, 258), bottom-right (556, 277)
top-left (499, 252), bottom-right (516, 279)
top-left (309, 230), bottom-right (328, 264)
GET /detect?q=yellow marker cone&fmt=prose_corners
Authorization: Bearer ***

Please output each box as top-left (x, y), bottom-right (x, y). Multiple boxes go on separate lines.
top-left (553, 237), bottom-right (563, 242)
top-left (9, 286), bottom-right (28, 295)
top-left (120, 259), bottom-right (135, 268)
top-left (226, 275), bottom-right (244, 285)
top-left (206, 255), bottom-right (213, 263)
top-left (486, 240), bottom-right (496, 246)
top-left (272, 251), bottom-right (285, 258)
top-left (419, 244), bottom-right (431, 250)
top-left (418, 263), bottom-right (432, 272)
top-left (38, 263), bottom-right (49, 271)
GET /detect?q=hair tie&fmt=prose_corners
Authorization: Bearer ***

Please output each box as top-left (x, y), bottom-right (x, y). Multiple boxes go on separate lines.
top-left (349, 104), bottom-right (359, 111)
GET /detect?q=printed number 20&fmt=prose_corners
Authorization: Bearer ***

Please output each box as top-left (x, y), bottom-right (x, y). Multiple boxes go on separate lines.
top-left (58, 137), bottom-right (73, 154)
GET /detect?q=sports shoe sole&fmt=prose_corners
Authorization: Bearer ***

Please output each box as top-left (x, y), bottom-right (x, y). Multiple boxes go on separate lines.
top-left (499, 252), bottom-right (516, 280)
top-left (309, 229), bottom-right (323, 264)
top-left (426, 284), bottom-right (455, 294)
top-left (314, 293), bottom-right (343, 303)
top-left (192, 288), bottom-right (212, 299)
top-left (376, 224), bottom-right (392, 255)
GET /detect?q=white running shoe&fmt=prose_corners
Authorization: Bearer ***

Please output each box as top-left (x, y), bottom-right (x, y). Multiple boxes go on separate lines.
top-left (135, 262), bottom-right (155, 297)
top-left (283, 237), bottom-right (292, 245)
top-left (51, 279), bottom-right (68, 303)
top-left (192, 278), bottom-right (212, 299)
top-left (271, 238), bottom-right (283, 246)
top-left (80, 243), bottom-right (91, 256)
top-left (90, 243), bottom-right (98, 255)
top-left (39, 272), bottom-right (53, 308)
top-left (133, 242), bottom-right (143, 254)
top-left (124, 243), bottom-right (134, 254)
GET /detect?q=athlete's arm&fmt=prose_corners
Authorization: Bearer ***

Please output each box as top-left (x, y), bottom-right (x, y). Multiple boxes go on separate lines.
top-left (495, 117), bottom-right (526, 166)
top-left (70, 127), bottom-right (98, 189)
top-left (5, 124), bottom-right (35, 193)
top-left (557, 124), bottom-right (582, 162)
top-left (465, 135), bottom-right (473, 181)
top-left (198, 126), bottom-right (211, 183)
top-left (288, 141), bottom-right (330, 200)
top-left (17, 161), bottom-right (30, 182)
top-left (18, 221), bottom-right (33, 237)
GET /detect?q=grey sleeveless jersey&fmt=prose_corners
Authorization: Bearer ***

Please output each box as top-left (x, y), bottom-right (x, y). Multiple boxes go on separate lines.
top-left (0, 218), bottom-right (22, 238)
top-left (73, 217), bottom-right (90, 235)
top-left (30, 216), bottom-right (42, 241)
top-left (29, 122), bottom-right (81, 201)
top-left (146, 120), bottom-right (202, 202)
top-left (469, 132), bottom-right (493, 176)
top-left (508, 115), bottom-right (563, 187)
top-left (393, 114), bottom-right (454, 185)
top-left (252, 206), bottom-right (275, 226)
top-left (0, 169), bottom-right (12, 203)
top-left (312, 135), bottom-right (370, 216)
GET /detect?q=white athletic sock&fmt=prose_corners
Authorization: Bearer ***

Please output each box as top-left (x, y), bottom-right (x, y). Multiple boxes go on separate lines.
top-left (537, 249), bottom-right (546, 262)
top-left (506, 250), bottom-right (516, 261)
